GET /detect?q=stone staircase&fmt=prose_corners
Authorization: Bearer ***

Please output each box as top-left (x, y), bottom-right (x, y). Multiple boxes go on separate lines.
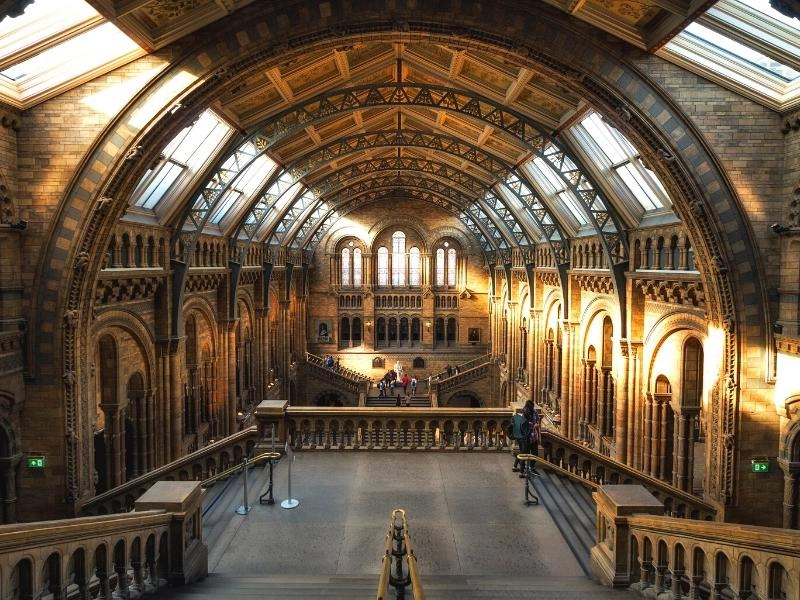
top-left (534, 470), bottom-right (597, 575)
top-left (365, 396), bottom-right (431, 407)
top-left (148, 574), bottom-right (630, 598)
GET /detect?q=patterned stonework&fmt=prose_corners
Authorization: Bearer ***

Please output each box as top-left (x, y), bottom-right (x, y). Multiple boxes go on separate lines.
top-left (144, 0), bottom-right (210, 27)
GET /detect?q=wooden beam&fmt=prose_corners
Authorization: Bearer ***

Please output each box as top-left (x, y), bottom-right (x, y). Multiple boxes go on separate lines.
top-left (266, 67), bottom-right (294, 103)
top-left (505, 68), bottom-right (534, 104)
top-left (449, 50), bottom-right (466, 79)
top-left (333, 49), bottom-right (351, 80)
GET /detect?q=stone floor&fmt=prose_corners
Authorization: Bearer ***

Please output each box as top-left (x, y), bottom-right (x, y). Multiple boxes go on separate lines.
top-left (206, 452), bottom-right (577, 576)
top-left (168, 452), bottom-right (638, 599)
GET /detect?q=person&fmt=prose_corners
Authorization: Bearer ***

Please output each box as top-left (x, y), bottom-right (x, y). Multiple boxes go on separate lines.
top-left (336, 357), bottom-right (341, 372)
top-left (523, 400), bottom-right (540, 475)
top-left (446, 364), bottom-right (452, 377)
top-left (324, 354), bottom-right (334, 369)
top-left (455, 365), bottom-right (460, 375)
top-left (396, 394), bottom-right (402, 407)
top-left (410, 376), bottom-right (417, 395)
top-left (510, 408), bottom-right (531, 477)
top-left (403, 394), bottom-right (411, 407)
top-left (402, 373), bottom-right (409, 394)
top-left (394, 359), bottom-right (404, 377)
top-left (427, 374), bottom-right (432, 391)
top-left (378, 379), bottom-right (385, 397)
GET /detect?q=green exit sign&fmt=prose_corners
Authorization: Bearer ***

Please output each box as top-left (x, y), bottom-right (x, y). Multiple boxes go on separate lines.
top-left (26, 456), bottom-right (45, 469)
top-left (751, 459), bottom-right (769, 473)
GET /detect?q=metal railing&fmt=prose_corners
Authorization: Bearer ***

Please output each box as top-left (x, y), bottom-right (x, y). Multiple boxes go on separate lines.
top-left (377, 509), bottom-right (424, 600)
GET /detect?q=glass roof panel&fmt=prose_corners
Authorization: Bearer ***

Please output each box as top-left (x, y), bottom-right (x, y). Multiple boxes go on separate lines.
top-left (210, 189), bottom-right (242, 224)
top-left (0, 0), bottom-right (99, 65)
top-left (1, 21), bottom-right (140, 82)
top-left (557, 191), bottom-right (589, 226)
top-left (531, 157), bottom-right (565, 192)
top-left (615, 162), bottom-right (663, 211)
top-left (134, 162), bottom-right (183, 210)
top-left (683, 22), bottom-right (800, 82)
top-left (168, 110), bottom-right (230, 164)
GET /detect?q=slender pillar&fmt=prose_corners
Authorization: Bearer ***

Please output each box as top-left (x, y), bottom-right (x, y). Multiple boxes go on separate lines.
top-left (169, 341), bottom-right (183, 460)
top-left (615, 341), bottom-right (629, 462)
top-left (643, 393), bottom-right (654, 477)
top-left (779, 459), bottom-right (800, 529)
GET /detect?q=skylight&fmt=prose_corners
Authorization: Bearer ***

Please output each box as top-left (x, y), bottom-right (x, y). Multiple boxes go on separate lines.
top-left (684, 22), bottom-right (799, 82)
top-left (0, 0), bottom-right (145, 108)
top-left (131, 110), bottom-right (232, 211)
top-left (661, 0), bottom-right (800, 110)
top-left (574, 112), bottom-right (668, 213)
top-left (527, 158), bottom-right (589, 227)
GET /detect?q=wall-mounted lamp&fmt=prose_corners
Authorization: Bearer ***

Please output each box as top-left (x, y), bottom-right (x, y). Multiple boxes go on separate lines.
top-left (425, 321), bottom-right (432, 330)
top-left (365, 321), bottom-right (372, 330)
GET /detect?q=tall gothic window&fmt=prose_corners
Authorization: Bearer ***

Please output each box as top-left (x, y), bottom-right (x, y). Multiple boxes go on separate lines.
top-left (435, 248), bottom-right (445, 287)
top-left (447, 248), bottom-right (457, 287)
top-left (353, 248), bottom-right (362, 286)
top-left (377, 247), bottom-right (389, 286)
top-left (392, 231), bottom-right (406, 286)
top-left (341, 248), bottom-right (351, 286)
top-left (409, 247), bottom-right (420, 287)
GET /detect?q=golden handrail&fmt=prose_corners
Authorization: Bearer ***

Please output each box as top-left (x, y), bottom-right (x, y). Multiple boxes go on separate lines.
top-left (516, 453), bottom-right (599, 490)
top-left (200, 451), bottom-right (282, 487)
top-left (376, 509), bottom-right (425, 600)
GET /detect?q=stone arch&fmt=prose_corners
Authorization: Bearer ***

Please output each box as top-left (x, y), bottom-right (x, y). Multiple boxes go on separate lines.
top-left (29, 1), bottom-right (764, 508)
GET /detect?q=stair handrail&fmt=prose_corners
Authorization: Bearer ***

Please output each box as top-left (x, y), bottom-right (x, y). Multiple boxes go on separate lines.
top-left (305, 351), bottom-right (371, 382)
top-left (200, 451), bottom-right (281, 487)
top-left (433, 353), bottom-right (491, 380)
top-left (517, 452), bottom-right (600, 490)
top-left (376, 509), bottom-right (424, 600)
top-left (540, 429), bottom-right (717, 519)
top-left (82, 426), bottom-right (260, 513)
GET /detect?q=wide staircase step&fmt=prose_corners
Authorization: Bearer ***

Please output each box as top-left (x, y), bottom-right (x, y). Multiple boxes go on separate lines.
top-left (534, 469), bottom-right (597, 575)
top-left (365, 396), bottom-right (431, 407)
top-left (150, 574), bottom-right (632, 599)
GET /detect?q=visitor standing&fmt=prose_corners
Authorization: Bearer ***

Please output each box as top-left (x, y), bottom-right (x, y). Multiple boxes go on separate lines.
top-left (402, 373), bottom-right (409, 394)
top-left (510, 408), bottom-right (531, 477)
top-left (410, 376), bottom-right (417, 395)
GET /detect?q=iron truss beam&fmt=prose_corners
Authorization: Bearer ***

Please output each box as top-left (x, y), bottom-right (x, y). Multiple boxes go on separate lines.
top-left (270, 164), bottom-right (537, 250)
top-left (176, 84), bottom-right (627, 267)
top-left (294, 187), bottom-right (501, 262)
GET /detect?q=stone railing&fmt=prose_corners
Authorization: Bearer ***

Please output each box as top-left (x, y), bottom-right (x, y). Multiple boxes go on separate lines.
top-left (591, 485), bottom-right (800, 599)
top-left (82, 426), bottom-right (262, 515)
top-left (435, 361), bottom-right (494, 397)
top-left (433, 353), bottom-right (491, 380)
top-left (0, 481), bottom-right (206, 599)
top-left (306, 352), bottom-right (371, 382)
top-left (286, 407), bottom-right (512, 451)
top-left (541, 430), bottom-right (717, 520)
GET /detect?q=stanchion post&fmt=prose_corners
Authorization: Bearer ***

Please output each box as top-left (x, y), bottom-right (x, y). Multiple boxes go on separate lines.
top-left (281, 442), bottom-right (299, 509)
top-left (235, 456), bottom-right (250, 515)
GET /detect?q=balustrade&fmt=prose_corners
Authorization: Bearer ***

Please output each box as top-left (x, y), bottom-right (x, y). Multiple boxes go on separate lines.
top-left (541, 430), bottom-right (716, 520)
top-left (0, 481), bottom-right (205, 599)
top-left (286, 407), bottom-right (512, 452)
top-left (592, 485), bottom-right (800, 599)
top-left (82, 427), bottom-right (260, 515)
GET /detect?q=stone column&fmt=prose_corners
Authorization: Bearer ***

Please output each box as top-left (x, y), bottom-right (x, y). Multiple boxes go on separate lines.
top-left (168, 341), bottom-right (183, 460)
top-left (530, 310), bottom-right (541, 402)
top-left (559, 321), bottom-right (572, 438)
top-left (615, 340), bottom-right (629, 462)
top-left (145, 389), bottom-right (155, 472)
top-left (226, 320), bottom-right (238, 433)
top-left (643, 393), bottom-right (654, 478)
top-left (658, 400), bottom-right (669, 481)
top-left (0, 455), bottom-right (19, 523)
top-left (779, 459), bottom-right (800, 529)
top-left (506, 301), bottom-right (519, 404)
top-left (628, 342), bottom-right (642, 468)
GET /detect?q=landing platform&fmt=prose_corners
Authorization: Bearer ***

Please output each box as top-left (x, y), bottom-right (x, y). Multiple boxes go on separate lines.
top-left (164, 453), bottom-right (634, 598)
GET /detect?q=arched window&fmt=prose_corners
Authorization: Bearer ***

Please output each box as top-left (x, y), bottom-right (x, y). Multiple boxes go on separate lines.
top-left (377, 247), bottom-right (389, 286)
top-left (409, 247), bottom-right (421, 287)
top-left (447, 248), bottom-right (457, 287)
top-left (682, 338), bottom-right (703, 407)
top-left (435, 248), bottom-right (445, 287)
top-left (392, 231), bottom-right (406, 286)
top-left (353, 248), bottom-right (362, 286)
top-left (341, 248), bottom-right (351, 286)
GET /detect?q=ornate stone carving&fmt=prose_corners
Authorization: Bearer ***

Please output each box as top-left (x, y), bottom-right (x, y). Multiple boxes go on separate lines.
top-left (124, 145), bottom-right (144, 162)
